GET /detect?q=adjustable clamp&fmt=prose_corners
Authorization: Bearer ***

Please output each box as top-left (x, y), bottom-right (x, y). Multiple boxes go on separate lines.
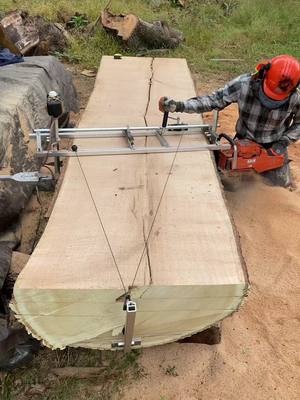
top-left (124, 127), bottom-right (135, 150)
top-left (47, 91), bottom-right (63, 174)
top-left (111, 296), bottom-right (141, 352)
top-left (0, 172), bottom-right (53, 184)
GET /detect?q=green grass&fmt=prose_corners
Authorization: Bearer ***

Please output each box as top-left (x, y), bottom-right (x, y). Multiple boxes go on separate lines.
top-left (0, 348), bottom-right (144, 400)
top-left (1, 0), bottom-right (300, 76)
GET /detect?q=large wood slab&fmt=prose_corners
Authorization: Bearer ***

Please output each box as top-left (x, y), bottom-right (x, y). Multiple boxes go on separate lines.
top-left (12, 57), bottom-right (248, 349)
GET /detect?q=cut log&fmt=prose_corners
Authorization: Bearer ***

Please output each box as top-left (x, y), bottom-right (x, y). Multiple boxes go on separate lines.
top-left (101, 10), bottom-right (183, 49)
top-left (0, 245), bottom-right (12, 289)
top-left (0, 24), bottom-right (21, 55)
top-left (0, 11), bottom-right (69, 56)
top-left (0, 11), bottom-right (39, 55)
top-left (11, 56), bottom-right (248, 350)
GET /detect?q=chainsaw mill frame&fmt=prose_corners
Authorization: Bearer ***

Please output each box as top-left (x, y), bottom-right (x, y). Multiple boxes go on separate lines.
top-left (30, 111), bottom-right (231, 160)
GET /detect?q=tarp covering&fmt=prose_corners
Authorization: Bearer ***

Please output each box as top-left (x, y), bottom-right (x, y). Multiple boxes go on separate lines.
top-left (0, 56), bottom-right (79, 229)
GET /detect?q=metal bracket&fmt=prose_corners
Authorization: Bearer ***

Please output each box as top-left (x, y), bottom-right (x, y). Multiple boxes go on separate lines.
top-left (124, 300), bottom-right (137, 353)
top-left (212, 110), bottom-right (219, 136)
top-left (111, 338), bottom-right (142, 350)
top-left (111, 297), bottom-right (141, 352)
top-left (50, 118), bottom-right (61, 174)
top-left (0, 172), bottom-right (53, 183)
top-left (124, 127), bottom-right (135, 150)
top-left (206, 110), bottom-right (220, 144)
top-left (155, 129), bottom-right (169, 147)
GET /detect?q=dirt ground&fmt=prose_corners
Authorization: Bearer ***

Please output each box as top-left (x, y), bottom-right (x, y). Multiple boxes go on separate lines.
top-left (121, 92), bottom-right (300, 399)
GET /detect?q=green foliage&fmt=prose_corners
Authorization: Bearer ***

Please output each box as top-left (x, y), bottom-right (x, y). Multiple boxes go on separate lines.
top-left (0, 348), bottom-right (144, 400)
top-left (69, 14), bottom-right (89, 30)
top-left (164, 364), bottom-right (179, 376)
top-left (215, 0), bottom-right (239, 16)
top-left (1, 0), bottom-right (300, 76)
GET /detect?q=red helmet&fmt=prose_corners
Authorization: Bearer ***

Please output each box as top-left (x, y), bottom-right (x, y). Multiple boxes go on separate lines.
top-left (261, 55), bottom-right (300, 101)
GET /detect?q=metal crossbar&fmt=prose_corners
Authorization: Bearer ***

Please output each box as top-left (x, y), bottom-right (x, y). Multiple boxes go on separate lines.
top-left (35, 143), bottom-right (231, 157)
top-left (32, 124), bottom-right (210, 134)
top-left (31, 123), bottom-right (229, 157)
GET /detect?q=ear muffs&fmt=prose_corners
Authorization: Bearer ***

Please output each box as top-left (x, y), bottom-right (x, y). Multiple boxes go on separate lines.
top-left (254, 61), bottom-right (272, 79)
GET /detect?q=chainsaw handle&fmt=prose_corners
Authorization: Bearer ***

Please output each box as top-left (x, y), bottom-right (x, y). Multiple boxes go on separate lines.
top-left (217, 133), bottom-right (235, 147)
top-left (217, 133), bottom-right (238, 170)
top-left (162, 112), bottom-right (169, 128)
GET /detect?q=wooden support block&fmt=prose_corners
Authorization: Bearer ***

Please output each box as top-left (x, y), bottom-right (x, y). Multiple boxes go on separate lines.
top-left (179, 324), bottom-right (221, 345)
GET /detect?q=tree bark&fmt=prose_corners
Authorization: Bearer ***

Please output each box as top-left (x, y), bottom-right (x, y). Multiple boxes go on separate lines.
top-left (0, 24), bottom-right (21, 55)
top-left (101, 9), bottom-right (183, 50)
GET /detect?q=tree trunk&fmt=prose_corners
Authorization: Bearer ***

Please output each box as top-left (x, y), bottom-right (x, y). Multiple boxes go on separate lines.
top-left (101, 9), bottom-right (183, 50)
top-left (11, 56), bottom-right (248, 350)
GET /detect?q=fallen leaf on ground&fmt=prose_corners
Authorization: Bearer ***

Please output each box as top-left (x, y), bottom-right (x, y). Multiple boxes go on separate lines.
top-left (81, 69), bottom-right (97, 77)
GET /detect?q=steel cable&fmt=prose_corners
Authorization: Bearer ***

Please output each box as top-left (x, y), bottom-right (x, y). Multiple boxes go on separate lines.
top-left (74, 149), bottom-right (127, 294)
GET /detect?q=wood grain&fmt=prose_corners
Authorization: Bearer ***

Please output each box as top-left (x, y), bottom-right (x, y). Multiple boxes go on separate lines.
top-left (11, 56), bottom-right (248, 350)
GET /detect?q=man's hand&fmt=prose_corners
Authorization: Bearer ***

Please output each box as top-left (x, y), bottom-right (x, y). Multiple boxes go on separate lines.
top-left (269, 136), bottom-right (290, 156)
top-left (158, 96), bottom-right (184, 113)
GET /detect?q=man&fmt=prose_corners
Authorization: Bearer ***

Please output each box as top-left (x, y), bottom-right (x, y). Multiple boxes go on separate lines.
top-left (159, 55), bottom-right (300, 187)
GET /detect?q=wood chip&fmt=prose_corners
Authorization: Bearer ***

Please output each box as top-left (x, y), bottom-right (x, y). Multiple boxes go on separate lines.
top-left (81, 69), bottom-right (97, 77)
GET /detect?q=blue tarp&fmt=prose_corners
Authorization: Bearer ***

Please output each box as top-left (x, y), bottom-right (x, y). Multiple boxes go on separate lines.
top-left (0, 48), bottom-right (24, 67)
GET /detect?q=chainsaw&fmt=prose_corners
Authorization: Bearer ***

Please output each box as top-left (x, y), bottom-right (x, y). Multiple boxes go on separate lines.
top-left (162, 111), bottom-right (285, 174)
top-left (215, 133), bottom-right (285, 174)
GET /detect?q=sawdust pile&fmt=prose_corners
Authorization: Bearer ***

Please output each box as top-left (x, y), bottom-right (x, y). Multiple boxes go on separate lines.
top-left (122, 106), bottom-right (300, 400)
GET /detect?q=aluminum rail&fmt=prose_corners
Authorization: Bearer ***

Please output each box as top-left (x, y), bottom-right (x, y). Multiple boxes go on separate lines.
top-left (31, 130), bottom-right (207, 140)
top-left (31, 127), bottom-right (210, 140)
top-left (33, 124), bottom-right (210, 135)
top-left (36, 143), bottom-right (231, 158)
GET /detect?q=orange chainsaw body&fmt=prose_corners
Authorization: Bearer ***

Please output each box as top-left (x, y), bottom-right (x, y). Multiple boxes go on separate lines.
top-left (218, 139), bottom-right (285, 173)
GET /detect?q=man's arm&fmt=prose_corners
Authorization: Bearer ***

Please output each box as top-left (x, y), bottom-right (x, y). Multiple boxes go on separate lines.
top-left (160, 74), bottom-right (245, 114)
top-left (285, 104), bottom-right (300, 142)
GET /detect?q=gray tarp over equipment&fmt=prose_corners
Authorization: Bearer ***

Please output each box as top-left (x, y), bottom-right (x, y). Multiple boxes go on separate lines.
top-left (0, 56), bottom-right (79, 229)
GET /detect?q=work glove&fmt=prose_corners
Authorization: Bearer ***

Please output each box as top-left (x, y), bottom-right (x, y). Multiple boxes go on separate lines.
top-left (269, 136), bottom-right (290, 156)
top-left (159, 96), bottom-right (185, 113)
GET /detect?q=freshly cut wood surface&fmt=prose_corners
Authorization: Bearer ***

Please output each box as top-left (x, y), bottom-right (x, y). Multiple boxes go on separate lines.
top-left (145, 58), bottom-right (245, 286)
top-left (14, 57), bottom-right (152, 291)
top-left (101, 10), bottom-right (139, 40)
top-left (12, 56), bottom-right (248, 350)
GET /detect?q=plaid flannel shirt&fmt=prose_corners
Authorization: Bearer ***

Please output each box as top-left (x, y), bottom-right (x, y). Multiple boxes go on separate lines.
top-left (182, 73), bottom-right (300, 144)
